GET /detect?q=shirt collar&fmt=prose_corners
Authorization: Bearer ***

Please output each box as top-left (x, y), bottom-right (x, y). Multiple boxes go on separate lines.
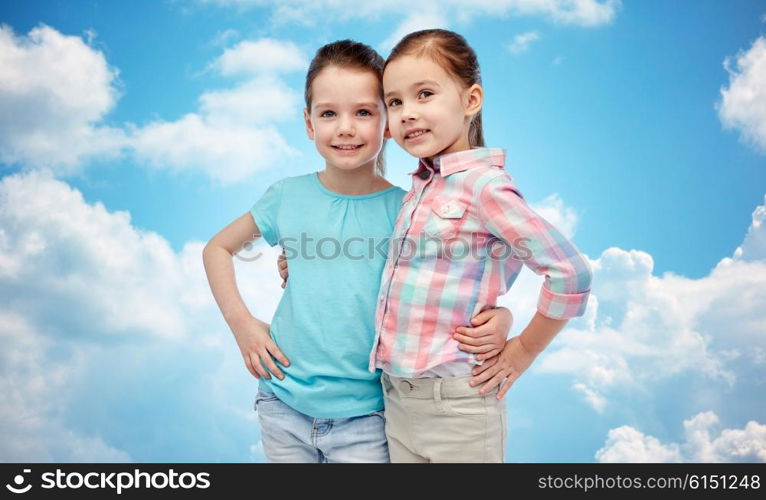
top-left (409, 147), bottom-right (506, 178)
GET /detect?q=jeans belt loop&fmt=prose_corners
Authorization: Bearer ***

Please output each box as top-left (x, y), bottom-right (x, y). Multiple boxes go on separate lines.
top-left (433, 378), bottom-right (442, 402)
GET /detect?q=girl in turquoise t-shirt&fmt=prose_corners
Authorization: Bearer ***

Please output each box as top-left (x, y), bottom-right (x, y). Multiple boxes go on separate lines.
top-left (202, 40), bottom-right (511, 463)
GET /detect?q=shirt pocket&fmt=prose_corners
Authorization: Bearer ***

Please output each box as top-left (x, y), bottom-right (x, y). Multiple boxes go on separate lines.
top-left (423, 196), bottom-right (468, 239)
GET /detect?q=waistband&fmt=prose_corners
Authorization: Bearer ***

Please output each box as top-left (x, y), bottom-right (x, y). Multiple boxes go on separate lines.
top-left (381, 373), bottom-right (497, 400)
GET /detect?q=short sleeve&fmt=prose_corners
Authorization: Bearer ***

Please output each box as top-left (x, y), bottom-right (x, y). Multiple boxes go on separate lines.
top-left (478, 173), bottom-right (593, 320)
top-left (250, 180), bottom-right (284, 247)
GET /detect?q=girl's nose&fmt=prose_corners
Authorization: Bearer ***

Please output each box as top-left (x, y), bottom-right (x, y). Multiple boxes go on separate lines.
top-left (400, 104), bottom-right (417, 122)
top-left (338, 117), bottom-right (355, 135)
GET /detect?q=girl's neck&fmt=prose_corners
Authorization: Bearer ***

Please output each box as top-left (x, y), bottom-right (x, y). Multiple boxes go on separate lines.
top-left (319, 162), bottom-right (391, 195)
top-left (427, 134), bottom-right (473, 163)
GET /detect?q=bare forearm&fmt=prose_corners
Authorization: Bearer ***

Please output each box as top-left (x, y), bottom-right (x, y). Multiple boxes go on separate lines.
top-left (202, 244), bottom-right (256, 331)
top-left (517, 311), bottom-right (568, 356)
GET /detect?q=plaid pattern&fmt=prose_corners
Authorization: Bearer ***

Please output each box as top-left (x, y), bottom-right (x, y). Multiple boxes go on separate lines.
top-left (369, 148), bottom-right (593, 377)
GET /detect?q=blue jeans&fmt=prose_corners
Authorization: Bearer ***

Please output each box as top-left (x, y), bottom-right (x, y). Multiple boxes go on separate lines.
top-left (254, 389), bottom-right (390, 463)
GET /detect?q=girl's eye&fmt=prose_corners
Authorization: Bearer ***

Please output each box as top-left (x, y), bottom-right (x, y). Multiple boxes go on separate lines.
top-left (418, 90), bottom-right (433, 99)
top-left (320, 110), bottom-right (335, 118)
top-left (357, 109), bottom-right (372, 117)
top-left (387, 98), bottom-right (401, 108)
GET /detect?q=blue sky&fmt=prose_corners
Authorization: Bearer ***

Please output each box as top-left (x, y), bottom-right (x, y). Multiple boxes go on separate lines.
top-left (1, 0), bottom-right (765, 463)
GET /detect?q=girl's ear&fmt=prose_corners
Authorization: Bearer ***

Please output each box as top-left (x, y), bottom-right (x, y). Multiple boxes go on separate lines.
top-left (383, 123), bottom-right (391, 139)
top-left (303, 108), bottom-right (315, 140)
top-left (464, 84), bottom-right (483, 119)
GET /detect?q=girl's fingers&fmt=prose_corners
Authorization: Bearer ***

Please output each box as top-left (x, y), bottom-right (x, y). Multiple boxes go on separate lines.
top-left (479, 371), bottom-right (507, 395)
top-left (277, 253), bottom-right (288, 280)
top-left (472, 356), bottom-right (498, 375)
top-left (455, 326), bottom-right (479, 336)
top-left (470, 309), bottom-right (493, 326)
top-left (267, 342), bottom-right (290, 367)
top-left (476, 348), bottom-right (501, 361)
top-left (261, 351), bottom-right (284, 380)
top-left (280, 280), bottom-right (286, 289)
top-left (496, 377), bottom-right (515, 400)
top-left (453, 332), bottom-right (495, 346)
top-left (469, 363), bottom-right (500, 386)
top-left (456, 324), bottom-right (493, 337)
top-left (470, 357), bottom-right (496, 376)
top-left (250, 352), bottom-right (271, 379)
top-left (243, 355), bottom-right (260, 379)
top-left (458, 342), bottom-right (497, 354)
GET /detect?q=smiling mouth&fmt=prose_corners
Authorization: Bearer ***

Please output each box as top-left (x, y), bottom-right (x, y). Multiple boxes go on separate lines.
top-left (404, 129), bottom-right (429, 140)
top-left (332, 144), bottom-right (363, 150)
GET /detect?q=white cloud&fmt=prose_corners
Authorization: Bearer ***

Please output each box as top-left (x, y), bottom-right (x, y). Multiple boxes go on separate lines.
top-left (0, 170), bottom-right (284, 460)
top-left (734, 194), bottom-right (766, 261)
top-left (131, 115), bottom-right (296, 185)
top-left (717, 36), bottom-right (766, 154)
top-left (596, 411), bottom-right (766, 462)
top-left (0, 169), bottom-right (191, 339)
top-left (0, 25), bottom-right (305, 185)
top-left (596, 425), bottom-right (682, 462)
top-left (209, 28), bottom-right (240, 47)
top-left (0, 311), bottom-right (132, 461)
top-left (198, 77), bottom-right (300, 126)
top-left (379, 7), bottom-right (450, 53)
top-left (572, 382), bottom-right (607, 413)
top-left (507, 31), bottom-right (540, 54)
top-left (212, 38), bottom-right (306, 77)
top-left (129, 39), bottom-right (305, 185)
top-left (0, 24), bottom-right (127, 172)
top-left (130, 74), bottom-right (301, 185)
top-left (529, 193), bottom-right (579, 239)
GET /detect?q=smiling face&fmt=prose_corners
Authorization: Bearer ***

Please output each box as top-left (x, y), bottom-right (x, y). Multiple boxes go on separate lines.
top-left (383, 54), bottom-right (481, 160)
top-left (304, 65), bottom-right (388, 172)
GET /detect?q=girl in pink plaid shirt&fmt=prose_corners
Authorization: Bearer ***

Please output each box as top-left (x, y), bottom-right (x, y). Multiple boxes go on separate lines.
top-left (371, 29), bottom-right (594, 462)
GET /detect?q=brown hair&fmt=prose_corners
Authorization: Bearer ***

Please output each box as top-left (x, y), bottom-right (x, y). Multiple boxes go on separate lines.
top-left (385, 29), bottom-right (485, 148)
top-left (304, 40), bottom-right (387, 176)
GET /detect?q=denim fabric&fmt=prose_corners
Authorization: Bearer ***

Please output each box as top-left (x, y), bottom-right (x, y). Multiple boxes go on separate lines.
top-left (254, 389), bottom-right (389, 463)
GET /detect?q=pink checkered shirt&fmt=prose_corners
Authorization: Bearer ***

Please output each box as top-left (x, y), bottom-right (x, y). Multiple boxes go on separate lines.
top-left (368, 147), bottom-right (593, 377)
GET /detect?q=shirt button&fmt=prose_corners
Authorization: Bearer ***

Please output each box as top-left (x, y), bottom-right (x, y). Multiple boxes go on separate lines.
top-left (418, 171), bottom-right (430, 180)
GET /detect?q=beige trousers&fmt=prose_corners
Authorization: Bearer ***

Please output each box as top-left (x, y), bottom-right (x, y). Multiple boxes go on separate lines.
top-left (381, 372), bottom-right (506, 463)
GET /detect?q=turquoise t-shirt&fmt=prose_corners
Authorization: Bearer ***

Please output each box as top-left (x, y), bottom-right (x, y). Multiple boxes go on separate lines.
top-left (250, 172), bottom-right (405, 418)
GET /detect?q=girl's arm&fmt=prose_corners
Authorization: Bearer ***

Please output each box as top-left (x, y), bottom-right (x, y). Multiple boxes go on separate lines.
top-left (203, 212), bottom-right (289, 380)
top-left (471, 173), bottom-right (594, 398)
top-left (471, 312), bottom-right (567, 397)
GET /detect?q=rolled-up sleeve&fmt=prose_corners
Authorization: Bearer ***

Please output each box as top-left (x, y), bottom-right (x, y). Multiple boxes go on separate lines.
top-left (478, 174), bottom-right (593, 319)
